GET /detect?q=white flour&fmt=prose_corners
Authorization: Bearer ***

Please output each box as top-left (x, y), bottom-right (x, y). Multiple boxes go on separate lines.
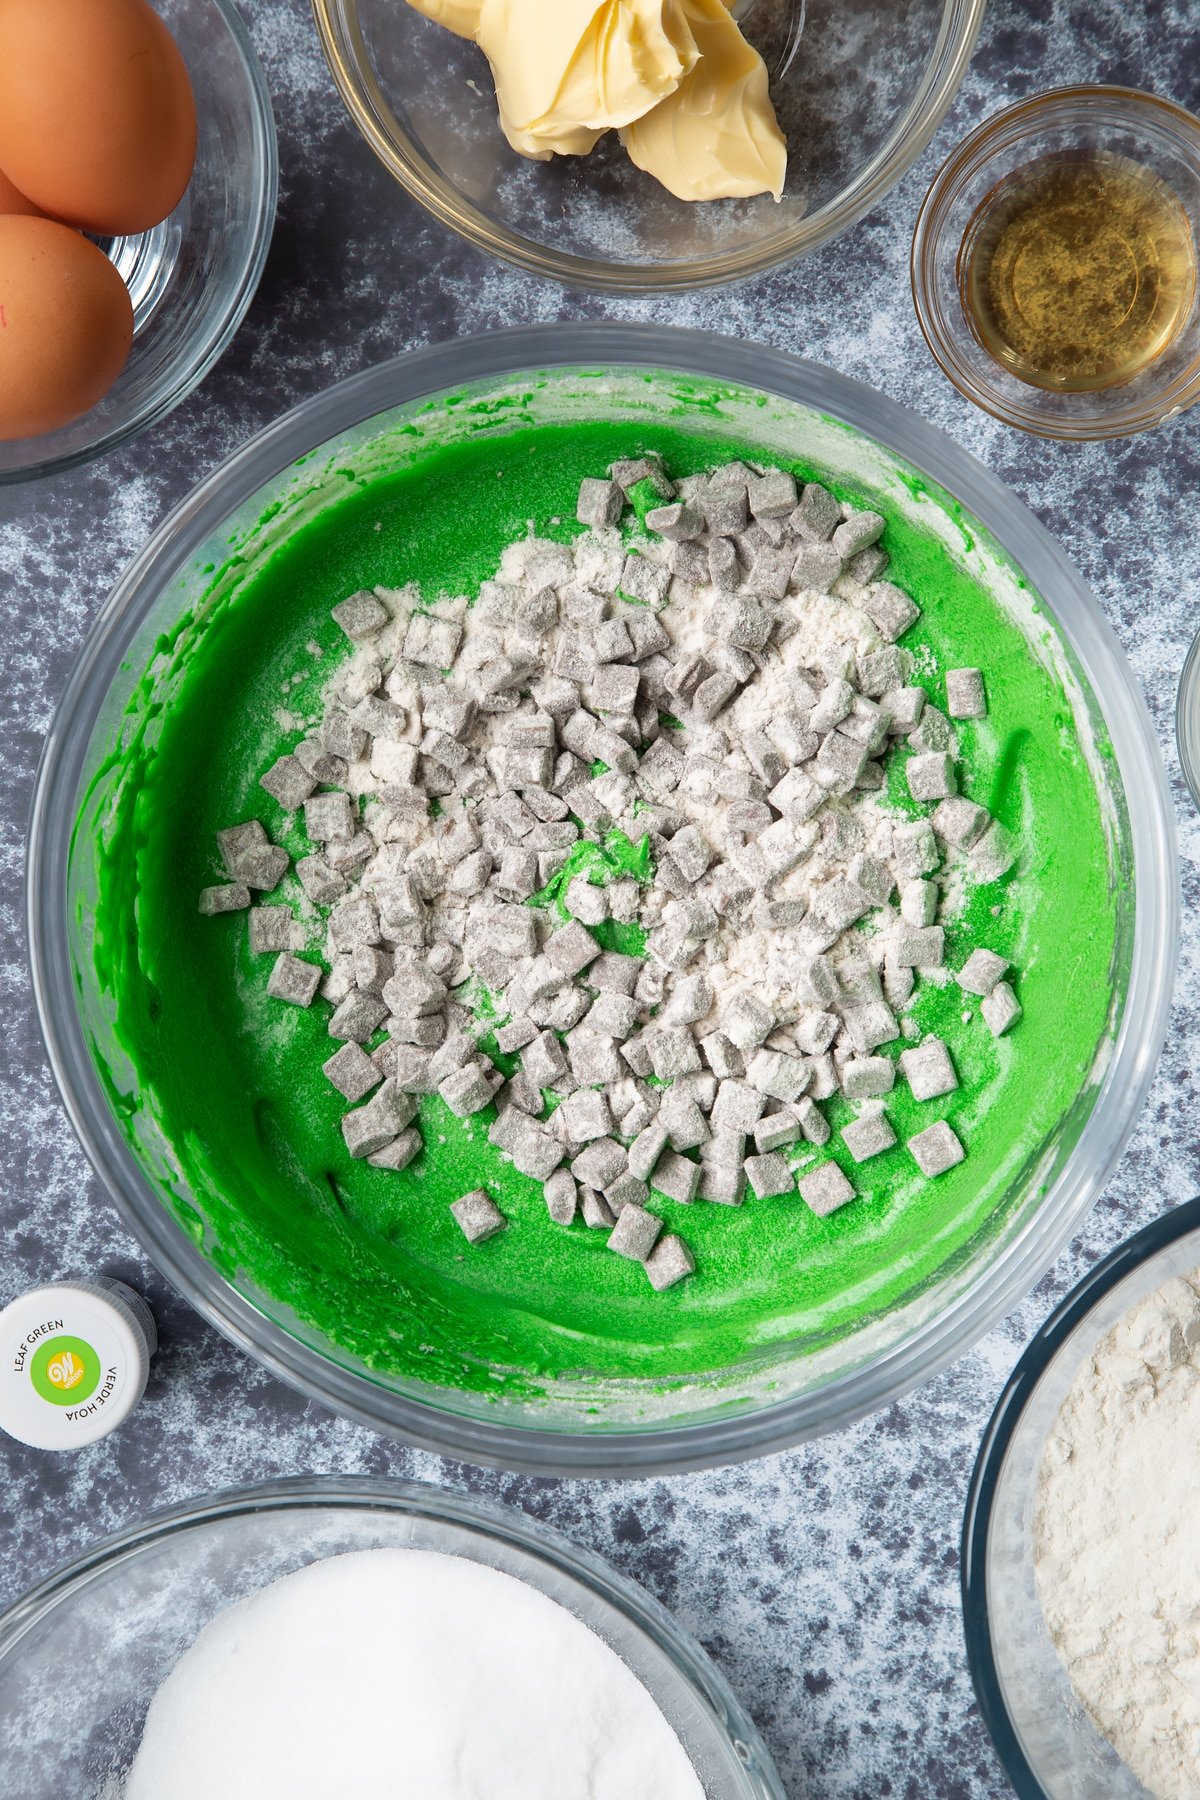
top-left (227, 457), bottom-right (1018, 1237)
top-left (312, 517), bottom-right (929, 1036)
top-left (124, 1547), bottom-right (704, 1799)
top-left (1033, 1271), bottom-right (1200, 1799)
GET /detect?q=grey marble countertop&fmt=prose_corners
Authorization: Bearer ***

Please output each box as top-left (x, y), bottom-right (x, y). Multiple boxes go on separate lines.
top-left (3, 3), bottom-right (1200, 1795)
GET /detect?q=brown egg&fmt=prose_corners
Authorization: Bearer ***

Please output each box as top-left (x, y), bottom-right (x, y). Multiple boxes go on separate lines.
top-left (0, 0), bottom-right (197, 236)
top-left (0, 216), bottom-right (134, 440)
top-left (0, 167), bottom-right (46, 218)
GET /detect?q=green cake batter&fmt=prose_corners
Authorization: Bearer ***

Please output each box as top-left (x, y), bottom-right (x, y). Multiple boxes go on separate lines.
top-left (76, 400), bottom-right (1121, 1414)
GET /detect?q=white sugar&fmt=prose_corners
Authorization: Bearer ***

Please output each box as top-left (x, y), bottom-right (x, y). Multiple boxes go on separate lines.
top-left (123, 1548), bottom-right (704, 1799)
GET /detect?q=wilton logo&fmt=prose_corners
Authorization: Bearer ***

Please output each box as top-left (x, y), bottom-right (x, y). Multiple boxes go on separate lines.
top-left (31, 1334), bottom-right (102, 1407)
top-left (46, 1349), bottom-right (85, 1391)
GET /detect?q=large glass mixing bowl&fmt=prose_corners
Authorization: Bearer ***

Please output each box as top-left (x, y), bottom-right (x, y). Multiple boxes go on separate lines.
top-left (0, 1476), bottom-right (783, 1797)
top-left (311, 0), bottom-right (986, 291)
top-left (27, 324), bottom-right (1176, 1474)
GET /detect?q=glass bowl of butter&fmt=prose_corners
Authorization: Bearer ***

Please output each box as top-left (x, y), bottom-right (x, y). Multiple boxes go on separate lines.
top-left (311, 0), bottom-right (987, 292)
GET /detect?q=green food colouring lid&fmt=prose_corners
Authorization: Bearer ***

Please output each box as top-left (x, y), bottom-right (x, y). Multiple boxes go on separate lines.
top-left (0, 1279), bottom-right (157, 1450)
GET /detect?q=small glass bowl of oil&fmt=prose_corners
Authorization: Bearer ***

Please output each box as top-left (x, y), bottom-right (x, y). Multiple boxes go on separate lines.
top-left (912, 88), bottom-right (1200, 439)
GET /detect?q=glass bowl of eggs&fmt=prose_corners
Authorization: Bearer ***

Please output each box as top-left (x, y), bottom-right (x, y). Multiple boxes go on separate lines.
top-left (0, 0), bottom-right (277, 483)
top-left (311, 0), bottom-right (987, 292)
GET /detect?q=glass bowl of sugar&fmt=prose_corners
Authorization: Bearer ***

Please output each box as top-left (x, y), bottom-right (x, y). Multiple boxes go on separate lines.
top-left (962, 1196), bottom-right (1200, 1799)
top-left (0, 1475), bottom-right (783, 1798)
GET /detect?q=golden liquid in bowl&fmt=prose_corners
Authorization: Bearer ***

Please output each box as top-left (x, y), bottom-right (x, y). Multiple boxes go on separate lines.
top-left (961, 150), bottom-right (1197, 392)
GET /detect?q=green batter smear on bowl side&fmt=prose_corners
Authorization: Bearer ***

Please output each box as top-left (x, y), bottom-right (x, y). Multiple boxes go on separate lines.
top-left (82, 417), bottom-right (1118, 1404)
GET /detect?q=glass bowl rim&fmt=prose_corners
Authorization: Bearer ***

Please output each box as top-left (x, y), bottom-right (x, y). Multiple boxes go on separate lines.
top-left (2, 0), bottom-right (279, 487)
top-left (0, 1471), bottom-right (785, 1799)
top-left (310, 0), bottom-right (987, 294)
top-left (25, 321), bottom-right (1178, 1477)
top-left (960, 1193), bottom-right (1200, 1799)
top-left (911, 83), bottom-right (1200, 442)
top-left (1174, 626), bottom-right (1200, 812)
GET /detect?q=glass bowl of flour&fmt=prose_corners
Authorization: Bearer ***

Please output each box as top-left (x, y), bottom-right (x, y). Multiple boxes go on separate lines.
top-left (0, 1475), bottom-right (783, 1798)
top-left (963, 1197), bottom-right (1200, 1800)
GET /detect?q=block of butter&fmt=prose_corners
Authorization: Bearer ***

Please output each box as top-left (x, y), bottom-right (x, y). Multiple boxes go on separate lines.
top-left (621, 0), bottom-right (786, 201)
top-left (406, 0), bottom-right (787, 202)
